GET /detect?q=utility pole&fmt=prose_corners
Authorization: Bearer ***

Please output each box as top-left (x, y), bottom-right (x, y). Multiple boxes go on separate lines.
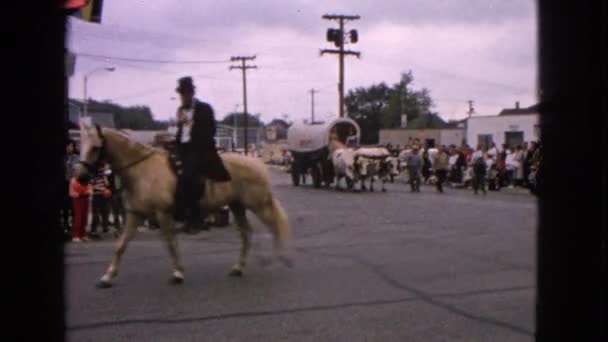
top-left (467, 100), bottom-right (475, 117)
top-left (230, 55), bottom-right (257, 155)
top-left (321, 14), bottom-right (361, 118)
top-left (309, 88), bottom-right (319, 124)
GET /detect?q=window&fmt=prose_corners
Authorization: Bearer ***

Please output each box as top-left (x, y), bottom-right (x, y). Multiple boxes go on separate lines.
top-left (477, 134), bottom-right (493, 150)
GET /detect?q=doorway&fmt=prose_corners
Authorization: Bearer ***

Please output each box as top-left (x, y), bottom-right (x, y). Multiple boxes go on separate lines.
top-left (505, 131), bottom-right (524, 148)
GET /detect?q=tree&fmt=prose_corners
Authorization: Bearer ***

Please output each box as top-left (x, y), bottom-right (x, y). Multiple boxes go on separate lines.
top-left (345, 83), bottom-right (391, 144)
top-left (70, 99), bottom-right (168, 130)
top-left (220, 112), bottom-right (264, 127)
top-left (345, 71), bottom-right (436, 144)
top-left (383, 71), bottom-right (435, 129)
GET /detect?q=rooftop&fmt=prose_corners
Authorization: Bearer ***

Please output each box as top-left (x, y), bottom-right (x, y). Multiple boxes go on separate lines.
top-left (498, 102), bottom-right (540, 116)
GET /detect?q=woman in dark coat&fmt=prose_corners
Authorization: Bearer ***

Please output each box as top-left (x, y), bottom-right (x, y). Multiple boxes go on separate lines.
top-left (421, 148), bottom-right (432, 184)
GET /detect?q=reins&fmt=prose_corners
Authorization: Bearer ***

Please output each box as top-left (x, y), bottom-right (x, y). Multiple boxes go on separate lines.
top-left (95, 125), bottom-right (158, 173)
top-left (111, 151), bottom-right (157, 172)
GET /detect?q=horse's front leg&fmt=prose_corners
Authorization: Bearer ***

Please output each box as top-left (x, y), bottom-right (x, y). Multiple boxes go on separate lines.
top-left (156, 211), bottom-right (184, 284)
top-left (97, 211), bottom-right (142, 288)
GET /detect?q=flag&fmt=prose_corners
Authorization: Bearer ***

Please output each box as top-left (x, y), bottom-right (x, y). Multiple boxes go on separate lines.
top-left (63, 0), bottom-right (104, 23)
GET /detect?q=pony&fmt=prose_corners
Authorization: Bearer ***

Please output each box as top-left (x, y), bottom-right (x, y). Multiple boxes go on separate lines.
top-left (74, 121), bottom-right (292, 288)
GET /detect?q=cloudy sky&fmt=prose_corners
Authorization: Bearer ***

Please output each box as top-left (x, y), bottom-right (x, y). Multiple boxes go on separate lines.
top-left (67, 0), bottom-right (537, 124)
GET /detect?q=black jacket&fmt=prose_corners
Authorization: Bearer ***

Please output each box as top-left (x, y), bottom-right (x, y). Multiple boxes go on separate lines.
top-left (177, 99), bottom-right (231, 181)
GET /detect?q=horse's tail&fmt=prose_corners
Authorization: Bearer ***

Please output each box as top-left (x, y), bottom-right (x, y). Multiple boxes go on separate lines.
top-left (255, 194), bottom-right (290, 242)
top-left (269, 196), bottom-right (290, 243)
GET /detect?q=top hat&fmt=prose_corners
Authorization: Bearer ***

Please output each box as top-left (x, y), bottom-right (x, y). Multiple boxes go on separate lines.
top-left (176, 76), bottom-right (195, 93)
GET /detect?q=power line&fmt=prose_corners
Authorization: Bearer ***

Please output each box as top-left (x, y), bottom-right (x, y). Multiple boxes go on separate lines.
top-left (75, 52), bottom-right (231, 65)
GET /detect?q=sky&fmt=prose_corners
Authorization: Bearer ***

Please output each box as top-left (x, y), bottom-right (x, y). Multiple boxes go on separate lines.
top-left (67, 0), bottom-right (538, 124)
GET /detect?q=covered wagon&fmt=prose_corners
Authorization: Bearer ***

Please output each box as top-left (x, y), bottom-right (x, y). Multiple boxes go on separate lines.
top-left (287, 117), bottom-right (360, 187)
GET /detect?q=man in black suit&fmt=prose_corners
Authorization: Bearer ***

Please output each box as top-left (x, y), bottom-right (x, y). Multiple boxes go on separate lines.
top-left (174, 76), bottom-right (231, 233)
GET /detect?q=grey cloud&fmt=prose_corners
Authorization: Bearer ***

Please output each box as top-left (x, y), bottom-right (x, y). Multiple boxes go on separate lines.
top-left (155, 0), bottom-right (535, 34)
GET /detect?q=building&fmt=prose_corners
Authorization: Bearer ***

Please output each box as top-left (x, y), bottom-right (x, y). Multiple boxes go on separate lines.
top-left (67, 102), bottom-right (117, 148)
top-left (67, 102), bottom-right (116, 129)
top-left (119, 129), bottom-right (168, 146)
top-left (466, 102), bottom-right (540, 149)
top-left (379, 113), bottom-right (465, 148)
top-left (263, 119), bottom-right (290, 142)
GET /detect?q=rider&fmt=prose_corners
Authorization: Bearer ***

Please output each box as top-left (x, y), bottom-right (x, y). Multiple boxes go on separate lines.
top-left (174, 76), bottom-right (231, 233)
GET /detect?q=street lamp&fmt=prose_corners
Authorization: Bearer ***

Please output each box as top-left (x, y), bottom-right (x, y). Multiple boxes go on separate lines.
top-left (84, 66), bottom-right (115, 117)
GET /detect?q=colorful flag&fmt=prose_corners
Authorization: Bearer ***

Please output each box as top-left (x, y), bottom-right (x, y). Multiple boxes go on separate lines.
top-left (63, 0), bottom-right (104, 23)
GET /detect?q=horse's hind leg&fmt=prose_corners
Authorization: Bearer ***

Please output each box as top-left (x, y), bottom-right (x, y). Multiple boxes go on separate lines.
top-left (98, 212), bottom-right (142, 288)
top-left (254, 197), bottom-right (293, 268)
top-left (228, 202), bottom-right (252, 277)
top-left (156, 211), bottom-right (184, 284)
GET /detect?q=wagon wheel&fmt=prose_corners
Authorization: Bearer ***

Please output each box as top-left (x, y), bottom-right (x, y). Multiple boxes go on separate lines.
top-left (291, 160), bottom-right (301, 186)
top-left (322, 160), bottom-right (335, 187)
top-left (311, 163), bottom-right (322, 188)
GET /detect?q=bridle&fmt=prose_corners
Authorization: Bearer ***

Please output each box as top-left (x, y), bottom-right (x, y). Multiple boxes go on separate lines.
top-left (79, 125), bottom-right (156, 174)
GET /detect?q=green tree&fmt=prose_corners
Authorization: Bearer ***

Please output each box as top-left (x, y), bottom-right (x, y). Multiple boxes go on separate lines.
top-left (345, 71), bottom-right (436, 144)
top-left (383, 71), bottom-right (435, 129)
top-left (70, 99), bottom-right (168, 130)
top-left (220, 112), bottom-right (265, 127)
top-left (345, 83), bottom-right (391, 144)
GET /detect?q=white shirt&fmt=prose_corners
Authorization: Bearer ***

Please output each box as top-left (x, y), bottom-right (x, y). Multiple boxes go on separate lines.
top-left (472, 150), bottom-right (483, 161)
top-left (448, 154), bottom-right (458, 167)
top-left (505, 152), bottom-right (519, 169)
top-left (487, 147), bottom-right (498, 158)
top-left (180, 107), bottom-right (194, 143)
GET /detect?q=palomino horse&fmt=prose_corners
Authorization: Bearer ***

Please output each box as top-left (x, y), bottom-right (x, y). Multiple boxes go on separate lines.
top-left (75, 122), bottom-right (292, 288)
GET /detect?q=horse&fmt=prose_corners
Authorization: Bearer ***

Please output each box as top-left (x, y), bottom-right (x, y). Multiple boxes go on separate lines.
top-left (74, 122), bottom-right (292, 288)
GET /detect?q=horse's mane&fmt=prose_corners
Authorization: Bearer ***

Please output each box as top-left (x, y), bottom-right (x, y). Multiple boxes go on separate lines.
top-left (102, 128), bottom-right (166, 155)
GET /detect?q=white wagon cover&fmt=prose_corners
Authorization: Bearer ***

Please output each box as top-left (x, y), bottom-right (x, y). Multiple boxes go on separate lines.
top-left (287, 117), bottom-right (360, 153)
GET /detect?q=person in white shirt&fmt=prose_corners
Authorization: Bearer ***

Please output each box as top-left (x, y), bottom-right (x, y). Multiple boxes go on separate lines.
top-left (471, 144), bottom-right (484, 162)
top-left (505, 147), bottom-right (518, 188)
top-left (487, 142), bottom-right (499, 159)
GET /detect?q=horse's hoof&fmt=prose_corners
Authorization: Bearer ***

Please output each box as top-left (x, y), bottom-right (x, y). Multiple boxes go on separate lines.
top-left (382, 189), bottom-right (387, 192)
top-left (96, 280), bottom-right (112, 289)
top-left (229, 269), bottom-right (243, 277)
top-left (169, 276), bottom-right (184, 285)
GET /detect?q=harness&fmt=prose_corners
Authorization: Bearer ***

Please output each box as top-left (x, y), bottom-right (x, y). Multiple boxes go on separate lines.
top-left (79, 125), bottom-right (156, 174)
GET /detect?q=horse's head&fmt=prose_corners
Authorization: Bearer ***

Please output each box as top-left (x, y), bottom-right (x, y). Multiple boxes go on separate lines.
top-left (73, 119), bottom-right (106, 181)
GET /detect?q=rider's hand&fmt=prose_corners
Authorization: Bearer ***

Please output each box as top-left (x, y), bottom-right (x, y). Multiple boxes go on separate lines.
top-left (176, 109), bottom-right (186, 124)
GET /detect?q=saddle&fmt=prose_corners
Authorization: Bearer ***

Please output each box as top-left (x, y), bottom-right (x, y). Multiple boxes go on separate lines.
top-left (162, 141), bottom-right (184, 177)
top-left (163, 141), bottom-right (230, 227)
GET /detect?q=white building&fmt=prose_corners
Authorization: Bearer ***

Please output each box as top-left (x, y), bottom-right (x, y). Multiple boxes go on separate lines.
top-left (466, 103), bottom-right (540, 149)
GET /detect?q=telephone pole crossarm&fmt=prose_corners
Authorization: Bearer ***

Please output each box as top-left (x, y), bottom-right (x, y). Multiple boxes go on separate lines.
top-left (320, 49), bottom-right (361, 58)
top-left (322, 14), bottom-right (360, 21)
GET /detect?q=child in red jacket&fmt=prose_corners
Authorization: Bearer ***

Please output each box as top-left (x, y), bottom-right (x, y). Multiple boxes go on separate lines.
top-left (70, 176), bottom-right (92, 242)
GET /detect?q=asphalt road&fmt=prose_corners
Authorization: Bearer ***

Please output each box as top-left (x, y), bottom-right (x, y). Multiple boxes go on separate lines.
top-left (66, 168), bottom-right (537, 341)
